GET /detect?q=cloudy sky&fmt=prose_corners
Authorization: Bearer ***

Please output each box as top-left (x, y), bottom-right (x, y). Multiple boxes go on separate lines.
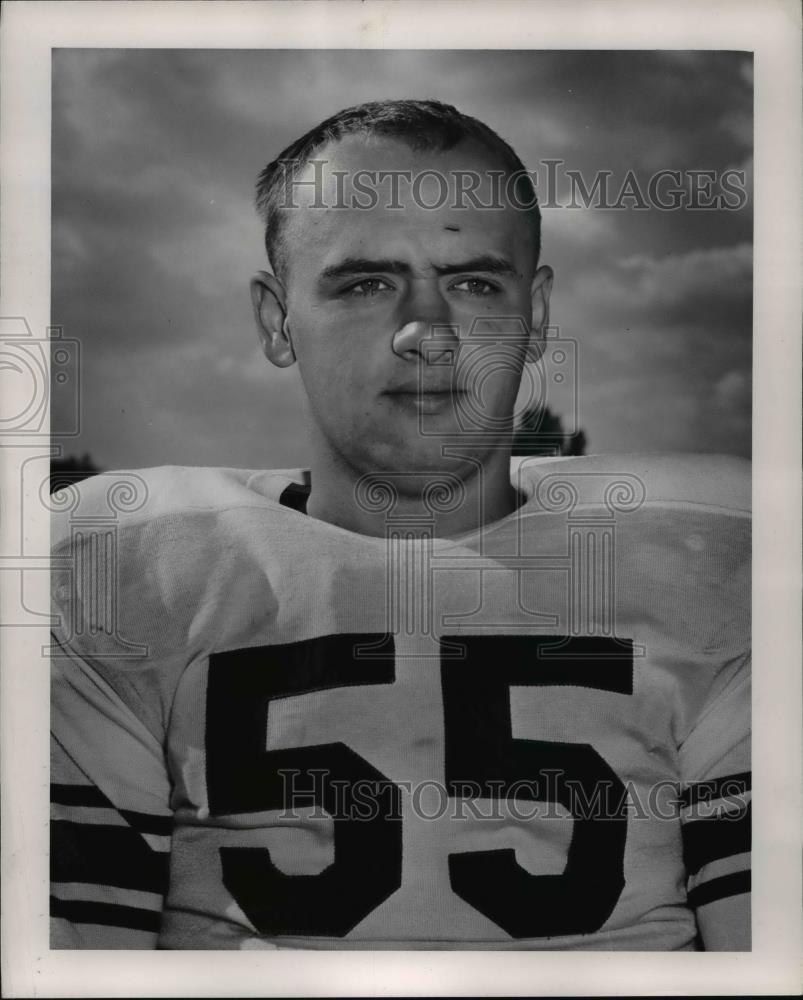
top-left (52, 49), bottom-right (752, 471)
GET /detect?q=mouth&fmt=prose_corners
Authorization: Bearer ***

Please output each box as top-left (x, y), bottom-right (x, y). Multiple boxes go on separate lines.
top-left (383, 387), bottom-right (465, 415)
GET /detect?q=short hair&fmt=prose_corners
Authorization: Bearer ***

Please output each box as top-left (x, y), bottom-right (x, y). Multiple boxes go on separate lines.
top-left (255, 98), bottom-right (541, 278)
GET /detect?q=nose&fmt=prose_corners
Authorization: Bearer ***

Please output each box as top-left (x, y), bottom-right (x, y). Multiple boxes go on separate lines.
top-left (391, 282), bottom-right (457, 364)
top-left (392, 320), bottom-right (459, 365)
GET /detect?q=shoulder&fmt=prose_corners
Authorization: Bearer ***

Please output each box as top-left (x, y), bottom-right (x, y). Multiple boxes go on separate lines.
top-left (50, 465), bottom-right (309, 552)
top-left (513, 452), bottom-right (750, 515)
top-left (511, 453), bottom-right (750, 659)
top-left (49, 465), bottom-right (310, 667)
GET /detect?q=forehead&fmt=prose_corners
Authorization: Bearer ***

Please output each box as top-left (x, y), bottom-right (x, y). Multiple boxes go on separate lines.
top-left (280, 135), bottom-right (535, 278)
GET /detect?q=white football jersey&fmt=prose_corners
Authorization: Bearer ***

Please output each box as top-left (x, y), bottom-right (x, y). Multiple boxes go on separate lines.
top-left (50, 454), bottom-right (750, 949)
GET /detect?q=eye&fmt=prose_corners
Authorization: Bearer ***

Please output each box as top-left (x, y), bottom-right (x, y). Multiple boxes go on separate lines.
top-left (450, 277), bottom-right (499, 297)
top-left (342, 278), bottom-right (394, 298)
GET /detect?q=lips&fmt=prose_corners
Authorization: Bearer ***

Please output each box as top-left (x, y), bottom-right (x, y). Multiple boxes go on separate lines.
top-left (383, 385), bottom-right (464, 396)
top-left (383, 387), bottom-right (464, 415)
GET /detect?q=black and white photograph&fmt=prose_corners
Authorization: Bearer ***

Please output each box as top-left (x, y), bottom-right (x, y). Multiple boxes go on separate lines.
top-left (1, 1), bottom-right (800, 995)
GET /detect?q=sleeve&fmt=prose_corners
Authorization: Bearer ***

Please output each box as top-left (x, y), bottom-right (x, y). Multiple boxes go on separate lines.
top-left (677, 650), bottom-right (751, 949)
top-left (50, 644), bottom-right (174, 949)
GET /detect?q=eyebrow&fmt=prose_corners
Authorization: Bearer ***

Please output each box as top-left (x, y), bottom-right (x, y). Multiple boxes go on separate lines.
top-left (318, 254), bottom-right (519, 283)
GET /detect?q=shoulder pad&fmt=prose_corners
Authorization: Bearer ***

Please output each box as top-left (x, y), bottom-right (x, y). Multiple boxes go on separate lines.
top-left (49, 466), bottom-right (308, 672)
top-left (50, 465), bottom-right (309, 550)
top-left (513, 453), bottom-right (750, 515)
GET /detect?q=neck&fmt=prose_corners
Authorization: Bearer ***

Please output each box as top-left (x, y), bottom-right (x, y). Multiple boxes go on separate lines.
top-left (305, 445), bottom-right (520, 538)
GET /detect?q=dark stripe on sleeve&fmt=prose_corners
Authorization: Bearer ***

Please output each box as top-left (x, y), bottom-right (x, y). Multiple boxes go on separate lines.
top-left (119, 809), bottom-right (174, 836)
top-left (51, 821), bottom-right (169, 894)
top-left (51, 783), bottom-right (111, 808)
top-left (687, 871), bottom-right (751, 910)
top-left (679, 772), bottom-right (751, 809)
top-left (51, 784), bottom-right (173, 836)
top-left (50, 895), bottom-right (161, 933)
top-left (682, 804), bottom-right (751, 876)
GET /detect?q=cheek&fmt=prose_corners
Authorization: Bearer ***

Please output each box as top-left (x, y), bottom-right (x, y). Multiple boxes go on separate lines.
top-left (293, 335), bottom-right (377, 428)
top-left (481, 366), bottom-right (522, 402)
top-left (458, 341), bottom-right (527, 407)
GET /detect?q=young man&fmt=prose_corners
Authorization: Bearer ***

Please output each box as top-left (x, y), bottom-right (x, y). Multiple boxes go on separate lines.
top-left (50, 100), bottom-right (750, 950)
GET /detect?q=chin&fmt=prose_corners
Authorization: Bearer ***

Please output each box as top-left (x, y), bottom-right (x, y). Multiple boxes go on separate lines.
top-left (361, 439), bottom-right (494, 480)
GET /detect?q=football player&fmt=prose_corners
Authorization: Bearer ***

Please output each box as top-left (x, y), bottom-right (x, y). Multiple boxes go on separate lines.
top-left (50, 100), bottom-right (750, 950)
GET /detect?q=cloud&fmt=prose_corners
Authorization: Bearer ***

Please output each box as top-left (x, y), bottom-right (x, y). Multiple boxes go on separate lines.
top-left (719, 109), bottom-right (752, 148)
top-left (549, 243), bottom-right (752, 458)
top-left (574, 242), bottom-right (752, 330)
top-left (618, 241), bottom-right (751, 297)
top-left (210, 49), bottom-right (576, 153)
top-left (540, 204), bottom-right (615, 246)
top-left (704, 369), bottom-right (751, 453)
top-left (64, 338), bottom-right (310, 471)
top-left (713, 369), bottom-right (751, 410)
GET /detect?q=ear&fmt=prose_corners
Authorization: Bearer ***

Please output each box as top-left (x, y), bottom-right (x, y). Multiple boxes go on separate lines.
top-left (250, 270), bottom-right (296, 368)
top-left (526, 264), bottom-right (554, 362)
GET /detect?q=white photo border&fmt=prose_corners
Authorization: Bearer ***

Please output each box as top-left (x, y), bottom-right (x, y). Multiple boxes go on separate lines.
top-left (1, 1), bottom-right (800, 995)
